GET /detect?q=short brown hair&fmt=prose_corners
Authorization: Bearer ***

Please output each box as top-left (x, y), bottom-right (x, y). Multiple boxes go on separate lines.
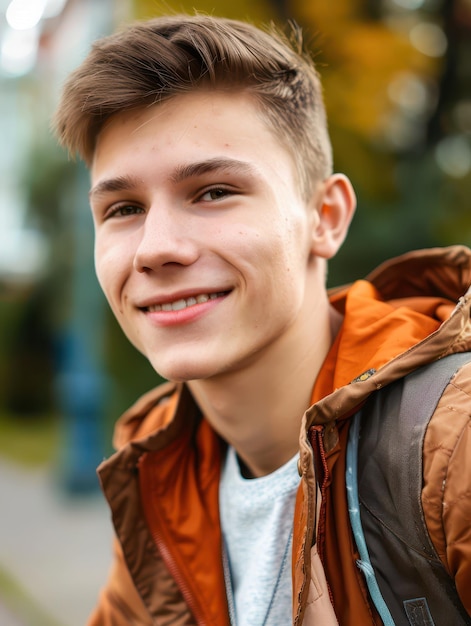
top-left (53, 14), bottom-right (332, 196)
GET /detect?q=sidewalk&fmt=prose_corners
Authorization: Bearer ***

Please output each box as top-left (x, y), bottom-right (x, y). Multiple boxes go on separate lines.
top-left (0, 458), bottom-right (113, 626)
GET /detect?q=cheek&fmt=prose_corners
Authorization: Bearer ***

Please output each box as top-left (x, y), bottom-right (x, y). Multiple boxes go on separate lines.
top-left (94, 240), bottom-right (127, 307)
top-left (266, 218), bottom-right (312, 273)
top-left (94, 245), bottom-right (110, 295)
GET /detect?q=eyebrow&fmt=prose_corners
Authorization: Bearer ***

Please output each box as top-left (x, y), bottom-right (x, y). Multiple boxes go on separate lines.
top-left (170, 157), bottom-right (255, 183)
top-left (89, 175), bottom-right (141, 200)
top-left (89, 157), bottom-right (256, 200)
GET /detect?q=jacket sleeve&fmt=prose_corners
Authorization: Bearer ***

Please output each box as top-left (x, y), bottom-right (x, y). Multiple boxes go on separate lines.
top-left (422, 360), bottom-right (471, 616)
top-left (87, 538), bottom-right (153, 626)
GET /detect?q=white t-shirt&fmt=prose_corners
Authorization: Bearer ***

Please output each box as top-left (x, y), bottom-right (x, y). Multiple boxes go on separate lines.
top-left (219, 446), bottom-right (300, 626)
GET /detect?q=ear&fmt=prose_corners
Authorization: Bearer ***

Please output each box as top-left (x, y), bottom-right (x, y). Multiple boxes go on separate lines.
top-left (309, 174), bottom-right (356, 259)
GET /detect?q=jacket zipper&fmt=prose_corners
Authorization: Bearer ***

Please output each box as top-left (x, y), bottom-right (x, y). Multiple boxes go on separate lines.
top-left (309, 424), bottom-right (334, 605)
top-left (149, 523), bottom-right (208, 626)
top-left (139, 455), bottom-right (209, 626)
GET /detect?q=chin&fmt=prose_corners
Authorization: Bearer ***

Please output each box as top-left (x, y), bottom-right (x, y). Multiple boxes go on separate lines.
top-left (148, 360), bottom-right (211, 384)
top-left (148, 354), bottom-right (233, 384)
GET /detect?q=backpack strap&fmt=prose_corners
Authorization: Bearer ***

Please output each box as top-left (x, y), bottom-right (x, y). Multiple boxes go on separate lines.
top-left (346, 352), bottom-right (471, 626)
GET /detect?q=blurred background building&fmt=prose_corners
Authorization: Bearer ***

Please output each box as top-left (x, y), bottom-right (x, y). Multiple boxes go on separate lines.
top-left (0, 0), bottom-right (470, 624)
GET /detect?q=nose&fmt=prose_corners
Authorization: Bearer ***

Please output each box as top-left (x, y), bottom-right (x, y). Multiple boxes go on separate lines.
top-left (133, 204), bottom-right (199, 273)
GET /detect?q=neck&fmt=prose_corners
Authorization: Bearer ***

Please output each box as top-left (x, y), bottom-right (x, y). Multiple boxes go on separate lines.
top-left (188, 301), bottom-right (342, 478)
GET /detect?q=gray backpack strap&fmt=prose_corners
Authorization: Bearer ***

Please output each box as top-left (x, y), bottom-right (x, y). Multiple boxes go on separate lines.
top-left (347, 352), bottom-right (471, 626)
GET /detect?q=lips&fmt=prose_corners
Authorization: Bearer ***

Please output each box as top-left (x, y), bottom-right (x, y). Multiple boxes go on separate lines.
top-left (144, 291), bottom-right (228, 312)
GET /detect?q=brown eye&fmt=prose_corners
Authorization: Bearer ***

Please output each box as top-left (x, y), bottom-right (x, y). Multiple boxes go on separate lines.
top-left (200, 187), bottom-right (231, 202)
top-left (108, 204), bottom-right (145, 218)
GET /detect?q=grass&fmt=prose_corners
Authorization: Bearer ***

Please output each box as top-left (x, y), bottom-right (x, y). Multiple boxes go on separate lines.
top-left (0, 564), bottom-right (64, 626)
top-left (0, 411), bottom-right (59, 467)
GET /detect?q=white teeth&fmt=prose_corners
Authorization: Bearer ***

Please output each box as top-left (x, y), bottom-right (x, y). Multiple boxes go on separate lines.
top-left (147, 292), bottom-right (225, 313)
top-left (171, 299), bottom-right (187, 311)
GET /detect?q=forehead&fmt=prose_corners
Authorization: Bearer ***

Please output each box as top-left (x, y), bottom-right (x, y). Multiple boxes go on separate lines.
top-left (91, 90), bottom-right (299, 185)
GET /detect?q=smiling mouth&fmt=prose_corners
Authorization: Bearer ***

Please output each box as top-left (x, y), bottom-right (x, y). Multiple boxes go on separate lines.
top-left (145, 291), bottom-right (229, 313)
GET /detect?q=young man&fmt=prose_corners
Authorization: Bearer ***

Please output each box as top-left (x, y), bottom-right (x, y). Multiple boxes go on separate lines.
top-left (53, 14), bottom-right (471, 626)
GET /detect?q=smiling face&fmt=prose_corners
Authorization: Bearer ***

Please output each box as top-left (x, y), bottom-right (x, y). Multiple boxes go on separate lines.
top-left (90, 90), bottom-right (340, 383)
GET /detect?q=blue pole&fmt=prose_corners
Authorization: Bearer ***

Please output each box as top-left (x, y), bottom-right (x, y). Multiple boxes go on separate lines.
top-left (55, 161), bottom-right (107, 494)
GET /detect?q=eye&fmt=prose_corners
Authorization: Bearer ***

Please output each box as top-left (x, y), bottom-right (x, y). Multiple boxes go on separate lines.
top-left (199, 187), bottom-right (232, 202)
top-left (105, 204), bottom-right (145, 219)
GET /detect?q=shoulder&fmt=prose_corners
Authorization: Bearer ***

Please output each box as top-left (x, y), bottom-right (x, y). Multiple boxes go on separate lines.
top-left (423, 358), bottom-right (471, 572)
